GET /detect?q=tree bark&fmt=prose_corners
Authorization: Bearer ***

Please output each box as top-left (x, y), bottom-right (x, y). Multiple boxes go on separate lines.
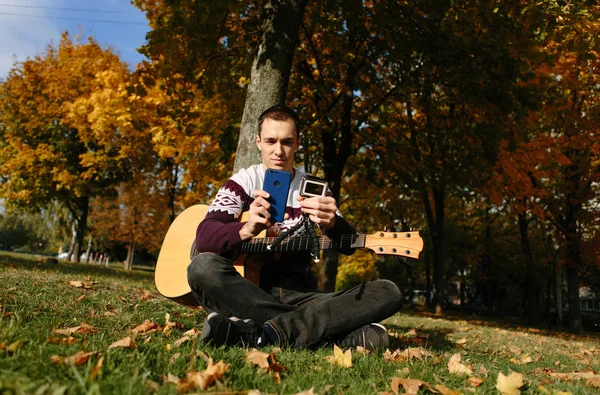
top-left (518, 211), bottom-right (542, 325)
top-left (70, 196), bottom-right (89, 264)
top-left (233, 0), bottom-right (309, 173)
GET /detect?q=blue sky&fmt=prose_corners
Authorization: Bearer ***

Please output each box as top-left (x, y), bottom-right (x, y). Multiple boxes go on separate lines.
top-left (0, 0), bottom-right (151, 80)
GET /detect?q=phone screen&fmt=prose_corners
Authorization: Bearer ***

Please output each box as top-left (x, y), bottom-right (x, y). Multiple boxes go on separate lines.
top-left (263, 169), bottom-right (292, 223)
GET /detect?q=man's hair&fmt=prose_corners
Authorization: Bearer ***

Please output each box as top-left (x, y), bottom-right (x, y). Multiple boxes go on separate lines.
top-left (257, 104), bottom-right (300, 137)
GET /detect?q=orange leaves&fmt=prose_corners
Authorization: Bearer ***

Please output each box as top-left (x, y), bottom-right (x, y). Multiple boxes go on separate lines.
top-left (175, 358), bottom-right (230, 392)
top-left (52, 323), bottom-right (98, 336)
top-left (246, 348), bottom-right (287, 383)
top-left (108, 337), bottom-right (137, 350)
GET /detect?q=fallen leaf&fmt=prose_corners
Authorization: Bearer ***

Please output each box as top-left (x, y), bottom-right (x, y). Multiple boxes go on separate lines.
top-left (325, 345), bottom-right (352, 368)
top-left (68, 280), bottom-right (96, 289)
top-left (549, 371), bottom-right (600, 381)
top-left (131, 320), bottom-right (159, 335)
top-left (391, 377), bottom-right (436, 395)
top-left (384, 347), bottom-right (433, 362)
top-left (66, 351), bottom-right (96, 366)
top-left (435, 384), bottom-right (461, 395)
top-left (108, 336), bottom-right (136, 350)
top-left (247, 349), bottom-right (271, 369)
top-left (456, 338), bottom-right (467, 345)
top-left (163, 372), bottom-right (180, 384)
top-left (89, 356), bottom-right (103, 380)
top-left (52, 323), bottom-right (98, 336)
top-left (173, 336), bottom-right (190, 347)
top-left (496, 372), bottom-right (524, 395)
top-left (184, 328), bottom-right (200, 337)
top-left (448, 353), bottom-right (473, 376)
top-left (6, 339), bottom-right (24, 354)
top-left (587, 377), bottom-right (600, 388)
top-left (177, 358), bottom-right (229, 391)
top-left (47, 336), bottom-right (78, 344)
top-left (467, 377), bottom-right (484, 387)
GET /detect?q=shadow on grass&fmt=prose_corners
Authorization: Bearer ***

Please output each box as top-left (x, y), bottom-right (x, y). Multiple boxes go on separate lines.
top-left (0, 252), bottom-right (154, 284)
top-left (404, 305), bottom-right (600, 343)
top-left (385, 322), bottom-right (456, 352)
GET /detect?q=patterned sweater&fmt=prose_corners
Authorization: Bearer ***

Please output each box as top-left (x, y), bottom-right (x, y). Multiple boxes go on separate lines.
top-left (194, 164), bottom-right (356, 289)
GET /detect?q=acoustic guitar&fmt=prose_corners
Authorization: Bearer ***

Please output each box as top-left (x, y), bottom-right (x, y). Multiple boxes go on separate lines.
top-left (154, 204), bottom-right (424, 307)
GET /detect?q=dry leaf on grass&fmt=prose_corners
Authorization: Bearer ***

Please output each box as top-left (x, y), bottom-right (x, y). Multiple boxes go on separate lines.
top-left (131, 320), bottom-right (160, 335)
top-left (496, 372), bottom-right (524, 395)
top-left (467, 377), bottom-right (484, 387)
top-left (68, 280), bottom-right (96, 289)
top-left (51, 351), bottom-right (96, 366)
top-left (90, 356), bottom-right (103, 380)
top-left (176, 358), bottom-right (229, 392)
top-left (184, 328), bottom-right (200, 337)
top-left (435, 384), bottom-right (461, 395)
top-left (324, 345), bottom-right (352, 367)
top-left (385, 347), bottom-right (433, 362)
top-left (173, 336), bottom-right (190, 348)
top-left (108, 336), bottom-right (137, 350)
top-left (47, 336), bottom-right (78, 345)
top-left (391, 377), bottom-right (437, 395)
top-left (448, 353), bottom-right (473, 375)
top-left (6, 339), bottom-right (24, 354)
top-left (246, 349), bottom-right (286, 383)
top-left (52, 323), bottom-right (98, 336)
top-left (587, 377), bottom-right (600, 388)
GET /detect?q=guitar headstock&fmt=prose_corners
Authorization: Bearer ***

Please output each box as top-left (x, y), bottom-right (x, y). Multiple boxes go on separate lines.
top-left (365, 231), bottom-right (423, 259)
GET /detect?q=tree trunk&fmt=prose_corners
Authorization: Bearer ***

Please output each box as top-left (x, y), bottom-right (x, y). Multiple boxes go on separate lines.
top-left (71, 196), bottom-right (89, 264)
top-left (125, 232), bottom-right (135, 271)
top-left (565, 234), bottom-right (583, 333)
top-left (431, 187), bottom-right (445, 315)
top-left (518, 211), bottom-right (542, 325)
top-left (233, 0), bottom-right (309, 173)
top-left (85, 235), bottom-right (92, 264)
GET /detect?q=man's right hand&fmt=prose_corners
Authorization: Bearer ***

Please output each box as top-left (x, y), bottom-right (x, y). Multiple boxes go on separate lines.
top-left (238, 190), bottom-right (272, 241)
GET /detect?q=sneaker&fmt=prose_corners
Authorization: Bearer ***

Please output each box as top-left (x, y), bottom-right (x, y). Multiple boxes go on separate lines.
top-left (200, 312), bottom-right (266, 347)
top-left (338, 323), bottom-right (389, 350)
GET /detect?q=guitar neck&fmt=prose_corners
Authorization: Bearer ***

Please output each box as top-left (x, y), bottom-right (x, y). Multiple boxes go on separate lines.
top-left (240, 234), bottom-right (364, 254)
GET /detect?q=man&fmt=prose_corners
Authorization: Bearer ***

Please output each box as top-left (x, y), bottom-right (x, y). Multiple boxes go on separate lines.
top-left (188, 104), bottom-right (402, 349)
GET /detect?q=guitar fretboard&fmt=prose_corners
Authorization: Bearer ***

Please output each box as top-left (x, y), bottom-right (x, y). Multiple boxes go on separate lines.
top-left (240, 234), bottom-right (364, 254)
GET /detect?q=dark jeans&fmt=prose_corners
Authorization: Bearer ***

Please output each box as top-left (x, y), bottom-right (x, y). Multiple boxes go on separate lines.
top-left (187, 252), bottom-right (403, 348)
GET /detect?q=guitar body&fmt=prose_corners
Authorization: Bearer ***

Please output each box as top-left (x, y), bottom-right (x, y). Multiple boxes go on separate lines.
top-left (154, 205), bottom-right (263, 307)
top-left (155, 204), bottom-right (424, 308)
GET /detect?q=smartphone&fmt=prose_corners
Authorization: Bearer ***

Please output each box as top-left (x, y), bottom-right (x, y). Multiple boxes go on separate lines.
top-left (263, 168), bottom-right (292, 223)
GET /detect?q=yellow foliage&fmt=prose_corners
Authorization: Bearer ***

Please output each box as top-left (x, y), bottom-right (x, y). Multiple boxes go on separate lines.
top-left (336, 249), bottom-right (378, 291)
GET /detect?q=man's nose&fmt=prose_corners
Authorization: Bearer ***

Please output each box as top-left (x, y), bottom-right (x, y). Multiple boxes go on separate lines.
top-left (274, 142), bottom-right (283, 155)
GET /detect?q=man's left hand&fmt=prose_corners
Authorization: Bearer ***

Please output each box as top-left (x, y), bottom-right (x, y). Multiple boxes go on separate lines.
top-left (298, 195), bottom-right (337, 231)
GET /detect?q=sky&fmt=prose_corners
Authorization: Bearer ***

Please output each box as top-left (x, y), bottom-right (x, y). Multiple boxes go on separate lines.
top-left (0, 0), bottom-right (151, 80)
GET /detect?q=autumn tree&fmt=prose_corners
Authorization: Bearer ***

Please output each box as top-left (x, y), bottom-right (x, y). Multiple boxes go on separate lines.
top-left (0, 33), bottom-right (141, 262)
top-left (134, 0), bottom-right (309, 173)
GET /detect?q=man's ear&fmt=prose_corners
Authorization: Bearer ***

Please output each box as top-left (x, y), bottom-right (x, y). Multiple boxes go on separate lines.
top-left (296, 136), bottom-right (302, 152)
top-left (255, 134), bottom-right (261, 151)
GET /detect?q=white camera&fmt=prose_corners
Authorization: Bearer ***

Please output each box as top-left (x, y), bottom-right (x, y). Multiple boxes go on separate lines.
top-left (299, 176), bottom-right (328, 198)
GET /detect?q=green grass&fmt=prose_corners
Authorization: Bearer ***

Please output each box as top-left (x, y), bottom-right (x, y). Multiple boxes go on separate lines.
top-left (1, 252), bottom-right (600, 394)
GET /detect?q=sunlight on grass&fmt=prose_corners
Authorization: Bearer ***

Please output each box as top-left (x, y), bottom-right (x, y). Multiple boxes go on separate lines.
top-left (1, 253), bottom-right (599, 394)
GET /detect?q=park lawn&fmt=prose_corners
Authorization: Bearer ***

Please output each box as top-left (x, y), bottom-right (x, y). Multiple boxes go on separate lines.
top-left (1, 253), bottom-right (600, 394)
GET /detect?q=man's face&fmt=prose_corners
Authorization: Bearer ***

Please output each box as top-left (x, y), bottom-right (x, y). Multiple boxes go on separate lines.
top-left (256, 118), bottom-right (300, 173)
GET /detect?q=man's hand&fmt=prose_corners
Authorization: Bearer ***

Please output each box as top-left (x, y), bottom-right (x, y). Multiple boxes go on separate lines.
top-left (298, 195), bottom-right (337, 231)
top-left (239, 190), bottom-right (275, 241)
